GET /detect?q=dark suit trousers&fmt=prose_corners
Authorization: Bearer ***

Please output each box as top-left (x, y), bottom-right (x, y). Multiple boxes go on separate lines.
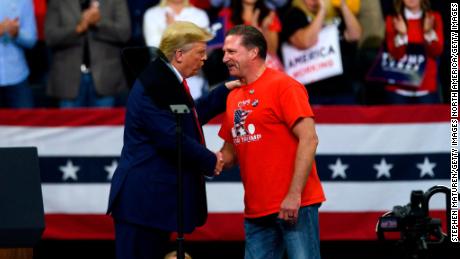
top-left (115, 219), bottom-right (170, 259)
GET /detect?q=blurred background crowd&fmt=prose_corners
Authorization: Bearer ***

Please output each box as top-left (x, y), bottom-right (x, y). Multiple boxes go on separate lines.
top-left (0, 0), bottom-right (451, 108)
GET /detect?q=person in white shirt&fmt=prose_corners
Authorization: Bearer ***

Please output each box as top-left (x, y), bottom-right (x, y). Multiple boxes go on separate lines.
top-left (143, 0), bottom-right (210, 99)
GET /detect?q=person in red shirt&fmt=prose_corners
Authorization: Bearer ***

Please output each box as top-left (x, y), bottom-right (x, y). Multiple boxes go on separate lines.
top-left (385, 0), bottom-right (444, 104)
top-left (219, 25), bottom-right (325, 259)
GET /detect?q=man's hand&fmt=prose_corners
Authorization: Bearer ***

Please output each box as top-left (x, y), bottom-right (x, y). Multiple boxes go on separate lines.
top-left (224, 80), bottom-right (242, 90)
top-left (77, 1), bottom-right (100, 33)
top-left (85, 1), bottom-right (101, 26)
top-left (76, 19), bottom-right (89, 34)
top-left (0, 18), bottom-right (19, 38)
top-left (278, 192), bottom-right (301, 223)
top-left (214, 151), bottom-right (224, 176)
top-left (220, 141), bottom-right (237, 169)
top-left (8, 18), bottom-right (19, 38)
top-left (0, 19), bottom-right (6, 36)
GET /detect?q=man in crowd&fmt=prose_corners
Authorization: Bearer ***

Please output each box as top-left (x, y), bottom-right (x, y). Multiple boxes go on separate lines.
top-left (45, 0), bottom-right (131, 107)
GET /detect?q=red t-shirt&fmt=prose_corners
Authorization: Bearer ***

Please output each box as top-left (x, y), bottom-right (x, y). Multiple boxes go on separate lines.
top-left (219, 68), bottom-right (326, 218)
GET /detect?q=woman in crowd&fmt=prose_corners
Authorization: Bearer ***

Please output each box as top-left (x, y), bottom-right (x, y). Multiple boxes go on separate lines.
top-left (281, 0), bottom-right (362, 105)
top-left (384, 0), bottom-right (444, 104)
top-left (219, 0), bottom-right (284, 71)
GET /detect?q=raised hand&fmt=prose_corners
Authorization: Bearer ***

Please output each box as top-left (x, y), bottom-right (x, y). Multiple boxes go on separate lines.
top-left (261, 11), bottom-right (275, 31)
top-left (86, 1), bottom-right (101, 25)
top-left (423, 13), bottom-right (435, 32)
top-left (318, 0), bottom-right (327, 16)
top-left (166, 11), bottom-right (175, 25)
top-left (393, 15), bottom-right (407, 35)
top-left (76, 17), bottom-right (89, 34)
top-left (6, 18), bottom-right (19, 38)
top-left (251, 8), bottom-right (261, 29)
top-left (0, 18), bottom-right (19, 38)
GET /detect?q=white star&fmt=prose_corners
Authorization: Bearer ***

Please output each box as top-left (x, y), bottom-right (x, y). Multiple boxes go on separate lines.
top-left (329, 158), bottom-right (349, 179)
top-left (105, 160), bottom-right (118, 181)
top-left (59, 160), bottom-right (80, 181)
top-left (417, 157), bottom-right (436, 178)
top-left (374, 158), bottom-right (393, 179)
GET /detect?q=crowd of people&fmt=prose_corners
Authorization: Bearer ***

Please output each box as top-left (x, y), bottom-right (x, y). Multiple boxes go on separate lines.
top-left (0, 0), bottom-right (449, 108)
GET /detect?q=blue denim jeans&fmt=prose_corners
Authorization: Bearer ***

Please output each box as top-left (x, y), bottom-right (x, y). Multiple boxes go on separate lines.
top-left (60, 72), bottom-right (115, 108)
top-left (244, 204), bottom-right (321, 259)
top-left (0, 80), bottom-right (34, 108)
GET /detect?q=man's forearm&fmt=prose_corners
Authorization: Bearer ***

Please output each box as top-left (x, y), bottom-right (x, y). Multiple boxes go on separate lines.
top-left (287, 117), bottom-right (319, 196)
top-left (287, 138), bottom-right (316, 196)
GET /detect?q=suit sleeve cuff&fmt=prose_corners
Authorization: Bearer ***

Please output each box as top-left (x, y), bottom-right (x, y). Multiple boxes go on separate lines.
top-left (424, 30), bottom-right (438, 44)
top-left (394, 34), bottom-right (408, 47)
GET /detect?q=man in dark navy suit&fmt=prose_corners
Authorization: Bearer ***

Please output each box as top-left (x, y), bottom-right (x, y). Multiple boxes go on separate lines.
top-left (107, 21), bottom-right (238, 259)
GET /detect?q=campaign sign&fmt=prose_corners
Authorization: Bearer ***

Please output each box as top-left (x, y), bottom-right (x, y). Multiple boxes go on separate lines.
top-left (282, 25), bottom-right (343, 84)
top-left (207, 17), bottom-right (225, 50)
top-left (366, 44), bottom-right (427, 88)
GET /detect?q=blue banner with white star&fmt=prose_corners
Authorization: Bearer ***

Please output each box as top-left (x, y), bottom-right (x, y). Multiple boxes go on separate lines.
top-left (0, 105), bottom-right (451, 240)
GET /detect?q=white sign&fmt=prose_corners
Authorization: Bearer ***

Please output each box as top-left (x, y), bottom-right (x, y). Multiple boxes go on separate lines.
top-left (282, 25), bottom-right (343, 84)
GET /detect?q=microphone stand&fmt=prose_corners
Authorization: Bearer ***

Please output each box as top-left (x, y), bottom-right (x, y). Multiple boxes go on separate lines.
top-left (169, 104), bottom-right (190, 259)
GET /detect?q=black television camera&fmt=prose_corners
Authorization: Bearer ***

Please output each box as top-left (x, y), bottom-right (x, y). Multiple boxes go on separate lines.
top-left (376, 185), bottom-right (451, 258)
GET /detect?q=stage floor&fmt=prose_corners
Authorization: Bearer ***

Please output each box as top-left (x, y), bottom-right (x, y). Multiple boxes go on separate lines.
top-left (33, 240), bottom-right (458, 259)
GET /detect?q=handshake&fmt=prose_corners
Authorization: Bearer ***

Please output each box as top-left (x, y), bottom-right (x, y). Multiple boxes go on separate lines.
top-left (213, 151), bottom-right (225, 176)
top-left (213, 145), bottom-right (235, 176)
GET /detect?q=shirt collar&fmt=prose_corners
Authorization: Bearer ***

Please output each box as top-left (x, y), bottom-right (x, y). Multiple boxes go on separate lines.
top-left (165, 61), bottom-right (184, 83)
top-left (404, 8), bottom-right (423, 20)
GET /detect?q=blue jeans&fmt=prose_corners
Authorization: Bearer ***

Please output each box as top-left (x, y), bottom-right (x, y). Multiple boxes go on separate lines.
top-left (244, 204), bottom-right (321, 259)
top-left (60, 72), bottom-right (115, 108)
top-left (0, 80), bottom-right (34, 108)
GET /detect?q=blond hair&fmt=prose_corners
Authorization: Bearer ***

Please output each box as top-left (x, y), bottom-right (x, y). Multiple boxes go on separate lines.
top-left (159, 21), bottom-right (213, 61)
top-left (164, 251), bottom-right (192, 259)
top-left (292, 0), bottom-right (360, 23)
top-left (159, 0), bottom-right (190, 7)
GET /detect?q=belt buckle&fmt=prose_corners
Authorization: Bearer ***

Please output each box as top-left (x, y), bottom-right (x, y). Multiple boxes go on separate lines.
top-left (80, 64), bottom-right (90, 73)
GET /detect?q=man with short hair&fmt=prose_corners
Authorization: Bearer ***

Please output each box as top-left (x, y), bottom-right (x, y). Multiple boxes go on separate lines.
top-left (108, 21), bottom-right (238, 259)
top-left (45, 0), bottom-right (131, 107)
top-left (219, 24), bottom-right (326, 259)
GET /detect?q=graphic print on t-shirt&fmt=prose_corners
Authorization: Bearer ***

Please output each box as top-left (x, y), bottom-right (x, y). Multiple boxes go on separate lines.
top-left (231, 107), bottom-right (262, 145)
top-left (232, 108), bottom-right (250, 136)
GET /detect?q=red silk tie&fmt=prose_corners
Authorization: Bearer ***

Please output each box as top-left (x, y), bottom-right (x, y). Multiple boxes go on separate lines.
top-left (183, 79), bottom-right (206, 145)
